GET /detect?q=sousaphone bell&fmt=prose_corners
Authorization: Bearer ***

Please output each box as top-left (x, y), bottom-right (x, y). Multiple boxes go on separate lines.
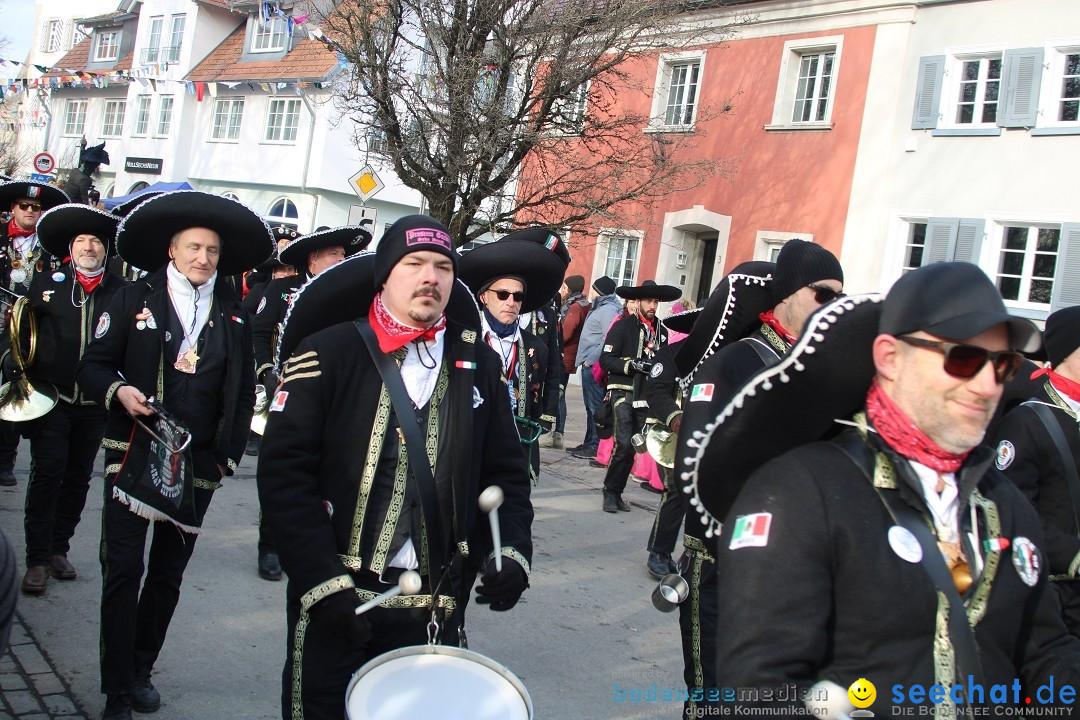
top-left (0, 296), bottom-right (58, 421)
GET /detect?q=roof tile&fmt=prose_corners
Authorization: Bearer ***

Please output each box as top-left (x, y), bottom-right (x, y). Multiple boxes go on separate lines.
top-left (185, 24), bottom-right (338, 82)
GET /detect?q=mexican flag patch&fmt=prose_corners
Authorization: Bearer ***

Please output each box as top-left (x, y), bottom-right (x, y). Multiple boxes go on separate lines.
top-left (689, 383), bottom-right (714, 403)
top-left (729, 512), bottom-right (772, 550)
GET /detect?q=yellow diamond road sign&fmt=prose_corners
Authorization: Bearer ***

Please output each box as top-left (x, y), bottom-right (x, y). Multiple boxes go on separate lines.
top-left (348, 165), bottom-right (385, 202)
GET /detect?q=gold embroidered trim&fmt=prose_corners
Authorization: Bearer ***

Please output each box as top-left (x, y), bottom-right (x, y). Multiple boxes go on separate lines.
top-left (457, 541), bottom-right (469, 558)
top-left (282, 371), bottom-right (321, 384)
top-left (688, 552), bottom-right (706, 708)
top-left (486, 547), bottom-right (531, 579)
top-left (1070, 550), bottom-right (1080, 578)
top-left (607, 383), bottom-right (634, 392)
top-left (284, 350), bottom-right (317, 367)
top-left (966, 489), bottom-right (1001, 628)
top-left (354, 588), bottom-right (456, 611)
top-left (932, 590), bottom-right (957, 714)
top-left (539, 413), bottom-right (556, 423)
top-left (338, 554), bottom-right (363, 571)
top-left (102, 438), bottom-right (129, 452)
top-left (284, 358), bottom-right (320, 375)
top-left (193, 478), bottom-right (222, 490)
top-left (683, 535), bottom-right (715, 561)
top-left (371, 440), bottom-right (410, 575)
top-left (227, 459), bottom-right (237, 473)
top-left (105, 381), bottom-right (125, 410)
top-left (255, 362), bottom-right (275, 377)
top-left (105, 463), bottom-right (122, 476)
top-left (461, 330), bottom-right (476, 343)
top-left (348, 386), bottom-right (391, 558)
top-left (290, 610), bottom-right (309, 720)
top-left (1044, 382), bottom-right (1078, 420)
top-left (299, 575), bottom-right (356, 612)
top-left (759, 323), bottom-right (790, 354)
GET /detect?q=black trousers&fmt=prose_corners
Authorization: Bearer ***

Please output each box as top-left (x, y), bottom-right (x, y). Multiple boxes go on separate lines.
top-left (602, 390), bottom-right (644, 496)
top-left (282, 587), bottom-right (459, 720)
top-left (0, 419), bottom-right (19, 470)
top-left (647, 465), bottom-right (684, 555)
top-left (258, 511), bottom-right (276, 555)
top-left (99, 479), bottom-right (214, 694)
top-left (24, 401), bottom-right (105, 565)
top-left (680, 548), bottom-right (719, 718)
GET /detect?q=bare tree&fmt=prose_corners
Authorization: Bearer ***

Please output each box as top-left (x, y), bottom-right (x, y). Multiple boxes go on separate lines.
top-left (320, 0), bottom-right (745, 246)
top-left (0, 94), bottom-right (36, 178)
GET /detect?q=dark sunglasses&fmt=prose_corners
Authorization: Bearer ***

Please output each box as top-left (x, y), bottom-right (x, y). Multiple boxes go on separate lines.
top-left (16, 202), bottom-right (42, 212)
top-left (897, 335), bottom-right (1024, 384)
top-left (489, 289), bottom-right (525, 302)
top-left (807, 283), bottom-right (845, 304)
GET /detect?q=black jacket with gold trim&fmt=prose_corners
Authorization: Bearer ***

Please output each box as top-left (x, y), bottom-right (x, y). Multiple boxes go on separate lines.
top-left (256, 318), bottom-right (533, 611)
top-left (599, 312), bottom-right (668, 398)
top-left (252, 274), bottom-right (304, 378)
top-left (0, 225), bottom-right (62, 296)
top-left (76, 268), bottom-right (256, 475)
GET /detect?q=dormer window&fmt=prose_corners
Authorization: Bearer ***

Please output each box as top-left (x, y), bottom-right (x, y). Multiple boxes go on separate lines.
top-left (250, 17), bottom-right (287, 53)
top-left (95, 30), bottom-right (120, 62)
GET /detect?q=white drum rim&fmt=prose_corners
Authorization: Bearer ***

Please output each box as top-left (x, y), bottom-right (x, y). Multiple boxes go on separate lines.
top-left (346, 644), bottom-right (533, 719)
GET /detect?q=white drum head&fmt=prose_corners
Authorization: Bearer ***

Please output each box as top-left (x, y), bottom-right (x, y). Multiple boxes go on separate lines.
top-left (346, 646), bottom-right (532, 720)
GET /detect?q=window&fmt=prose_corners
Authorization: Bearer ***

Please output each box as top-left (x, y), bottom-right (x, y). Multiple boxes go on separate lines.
top-left (250, 17), bottom-right (287, 53)
top-left (42, 19), bottom-right (69, 53)
top-left (145, 17), bottom-right (163, 62)
top-left (1057, 51), bottom-right (1080, 122)
top-left (601, 232), bottom-right (640, 288)
top-left (953, 56), bottom-right (1001, 126)
top-left (649, 51), bottom-right (705, 130)
top-left (549, 83), bottom-right (589, 134)
top-left (265, 99), bottom-right (300, 142)
top-left (769, 37), bottom-right (842, 130)
top-left (265, 198), bottom-right (299, 230)
top-left (368, 124), bottom-right (389, 153)
top-left (101, 99), bottom-right (126, 137)
top-left (1031, 45), bottom-right (1080, 134)
top-left (755, 231), bottom-right (814, 263)
top-left (167, 15), bottom-right (185, 63)
top-left (211, 98), bottom-right (244, 140)
top-left (157, 96), bottom-right (174, 136)
top-left (902, 223), bottom-right (927, 273)
top-left (995, 226), bottom-right (1059, 306)
top-left (62, 99), bottom-right (87, 136)
top-left (133, 95), bottom-right (151, 136)
top-left (94, 30), bottom-right (120, 62)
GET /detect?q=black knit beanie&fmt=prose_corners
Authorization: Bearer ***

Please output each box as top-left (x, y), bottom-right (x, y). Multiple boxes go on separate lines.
top-left (771, 239), bottom-right (844, 304)
top-left (374, 215), bottom-right (457, 289)
top-left (565, 275), bottom-right (585, 294)
top-left (1044, 305), bottom-right (1080, 368)
top-left (592, 275), bottom-right (616, 296)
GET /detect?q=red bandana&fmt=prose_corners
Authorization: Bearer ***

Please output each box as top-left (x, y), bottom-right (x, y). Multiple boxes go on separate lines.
top-left (74, 268), bottom-right (104, 295)
top-left (759, 310), bottom-right (796, 344)
top-left (6, 218), bottom-right (33, 240)
top-left (1032, 367), bottom-right (1080, 404)
top-left (370, 292), bottom-right (445, 353)
top-left (866, 378), bottom-right (970, 473)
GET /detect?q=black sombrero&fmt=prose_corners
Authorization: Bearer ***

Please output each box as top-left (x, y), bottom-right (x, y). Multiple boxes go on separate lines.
top-left (673, 261), bottom-right (775, 387)
top-left (276, 252), bottom-right (481, 366)
top-left (458, 238), bottom-right (567, 314)
top-left (0, 181), bottom-right (69, 210)
top-left (663, 307), bottom-right (701, 335)
top-left (499, 227), bottom-right (571, 267)
top-left (116, 191), bottom-right (274, 275)
top-left (680, 294), bottom-right (882, 535)
top-left (278, 225), bottom-right (372, 268)
top-left (110, 191), bottom-right (165, 219)
top-left (616, 280), bottom-right (681, 302)
top-left (36, 203), bottom-right (120, 258)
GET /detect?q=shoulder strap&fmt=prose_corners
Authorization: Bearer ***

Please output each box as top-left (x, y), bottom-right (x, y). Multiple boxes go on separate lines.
top-left (354, 318), bottom-right (448, 580)
top-left (740, 336), bottom-right (780, 366)
top-left (1027, 402), bottom-right (1080, 531)
top-left (834, 432), bottom-right (985, 696)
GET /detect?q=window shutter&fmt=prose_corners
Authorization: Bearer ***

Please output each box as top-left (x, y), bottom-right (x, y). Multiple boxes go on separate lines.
top-left (952, 219), bottom-right (985, 264)
top-left (998, 48), bottom-right (1044, 128)
top-left (1050, 223), bottom-right (1080, 310)
top-left (924, 218), bottom-right (958, 265)
top-left (39, 22), bottom-right (49, 52)
top-left (912, 55), bottom-right (945, 129)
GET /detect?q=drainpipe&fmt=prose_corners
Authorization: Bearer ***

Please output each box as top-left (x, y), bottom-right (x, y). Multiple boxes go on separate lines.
top-left (40, 89), bottom-right (53, 154)
top-left (299, 91), bottom-right (319, 231)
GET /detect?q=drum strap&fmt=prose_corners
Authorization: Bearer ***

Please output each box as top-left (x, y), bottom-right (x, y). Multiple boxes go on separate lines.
top-left (355, 318), bottom-right (449, 586)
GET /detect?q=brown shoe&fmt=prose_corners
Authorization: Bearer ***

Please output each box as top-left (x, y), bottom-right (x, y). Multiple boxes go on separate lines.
top-left (21, 566), bottom-right (48, 594)
top-left (49, 554), bottom-right (76, 580)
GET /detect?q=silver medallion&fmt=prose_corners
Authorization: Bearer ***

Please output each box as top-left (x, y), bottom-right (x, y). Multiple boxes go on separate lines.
top-left (10, 268), bottom-right (26, 285)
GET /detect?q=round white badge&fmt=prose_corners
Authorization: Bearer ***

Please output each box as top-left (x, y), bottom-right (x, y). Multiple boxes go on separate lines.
top-left (10, 268), bottom-right (26, 285)
top-left (51, 271), bottom-right (65, 282)
top-left (650, 362), bottom-right (664, 378)
top-left (888, 525), bottom-right (923, 564)
top-left (136, 321), bottom-right (146, 330)
top-left (95, 312), bottom-right (110, 339)
top-left (1011, 536), bottom-right (1041, 587)
top-left (995, 440), bottom-right (1015, 470)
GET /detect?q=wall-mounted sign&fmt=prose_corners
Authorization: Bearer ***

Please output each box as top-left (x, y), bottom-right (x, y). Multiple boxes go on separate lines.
top-left (125, 157), bottom-right (163, 175)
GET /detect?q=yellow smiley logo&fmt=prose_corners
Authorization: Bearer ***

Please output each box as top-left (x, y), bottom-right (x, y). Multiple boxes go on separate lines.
top-left (848, 678), bottom-right (876, 709)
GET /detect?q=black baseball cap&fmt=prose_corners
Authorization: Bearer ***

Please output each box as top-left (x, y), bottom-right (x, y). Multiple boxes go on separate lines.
top-left (879, 262), bottom-right (1041, 354)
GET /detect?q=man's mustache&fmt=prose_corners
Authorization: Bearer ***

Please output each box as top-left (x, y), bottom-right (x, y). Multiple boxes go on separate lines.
top-left (413, 287), bottom-right (442, 301)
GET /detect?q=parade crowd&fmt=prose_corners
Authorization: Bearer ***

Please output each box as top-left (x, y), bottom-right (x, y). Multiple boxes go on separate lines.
top-left (0, 155), bottom-right (1079, 720)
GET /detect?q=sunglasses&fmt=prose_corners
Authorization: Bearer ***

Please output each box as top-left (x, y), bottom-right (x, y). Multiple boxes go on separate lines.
top-left (897, 335), bottom-right (1024, 384)
top-left (16, 202), bottom-right (42, 212)
top-left (489, 289), bottom-right (525, 303)
top-left (807, 284), bottom-right (845, 304)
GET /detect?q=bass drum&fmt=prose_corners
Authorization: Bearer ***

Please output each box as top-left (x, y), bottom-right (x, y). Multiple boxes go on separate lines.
top-left (346, 645), bottom-right (532, 720)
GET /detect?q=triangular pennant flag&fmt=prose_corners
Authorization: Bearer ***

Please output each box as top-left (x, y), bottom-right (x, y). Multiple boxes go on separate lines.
top-left (195, 81), bottom-right (205, 101)
top-left (206, 81), bottom-right (217, 97)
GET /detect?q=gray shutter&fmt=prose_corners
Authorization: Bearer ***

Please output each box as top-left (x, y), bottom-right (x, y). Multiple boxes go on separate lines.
top-left (924, 218), bottom-right (958, 264)
top-left (952, 219), bottom-right (985, 264)
top-left (912, 56), bottom-right (945, 129)
top-left (39, 22), bottom-right (49, 52)
top-left (998, 48), bottom-right (1044, 128)
top-left (1051, 223), bottom-right (1080, 310)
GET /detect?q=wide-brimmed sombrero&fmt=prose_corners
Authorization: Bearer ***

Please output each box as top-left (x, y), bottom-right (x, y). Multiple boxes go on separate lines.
top-left (458, 239), bottom-right (567, 314)
top-left (0, 181), bottom-right (69, 210)
top-left (616, 279), bottom-right (681, 302)
top-left (681, 294), bottom-right (882, 535)
top-left (116, 191), bottom-right (274, 275)
top-left (499, 227), bottom-right (571, 267)
top-left (278, 225), bottom-right (372, 268)
top-left (276, 252), bottom-right (481, 365)
top-left (110, 191), bottom-right (165, 219)
top-left (673, 261), bottom-right (775, 387)
top-left (36, 203), bottom-right (120, 258)
top-left (663, 307), bottom-right (701, 335)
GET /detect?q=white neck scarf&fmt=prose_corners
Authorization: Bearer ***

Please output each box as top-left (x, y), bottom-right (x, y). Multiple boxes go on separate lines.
top-left (166, 261), bottom-right (216, 356)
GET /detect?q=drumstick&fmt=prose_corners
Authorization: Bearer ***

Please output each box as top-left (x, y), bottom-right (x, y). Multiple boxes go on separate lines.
top-left (354, 570), bottom-right (422, 616)
top-left (478, 486), bottom-right (505, 573)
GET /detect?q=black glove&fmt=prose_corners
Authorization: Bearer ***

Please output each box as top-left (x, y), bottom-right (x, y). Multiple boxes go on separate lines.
top-left (259, 368), bottom-right (280, 391)
top-left (308, 590), bottom-right (372, 645)
top-left (538, 419), bottom-right (553, 433)
top-left (1, 353), bottom-right (20, 383)
top-left (629, 359), bottom-right (654, 375)
top-left (475, 557), bottom-right (528, 611)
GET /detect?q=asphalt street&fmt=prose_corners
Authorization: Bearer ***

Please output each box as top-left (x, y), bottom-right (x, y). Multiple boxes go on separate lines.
top-left (0, 383), bottom-right (689, 719)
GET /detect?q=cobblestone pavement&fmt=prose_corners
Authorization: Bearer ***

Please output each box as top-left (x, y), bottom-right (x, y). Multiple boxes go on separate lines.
top-left (0, 614), bottom-right (86, 719)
